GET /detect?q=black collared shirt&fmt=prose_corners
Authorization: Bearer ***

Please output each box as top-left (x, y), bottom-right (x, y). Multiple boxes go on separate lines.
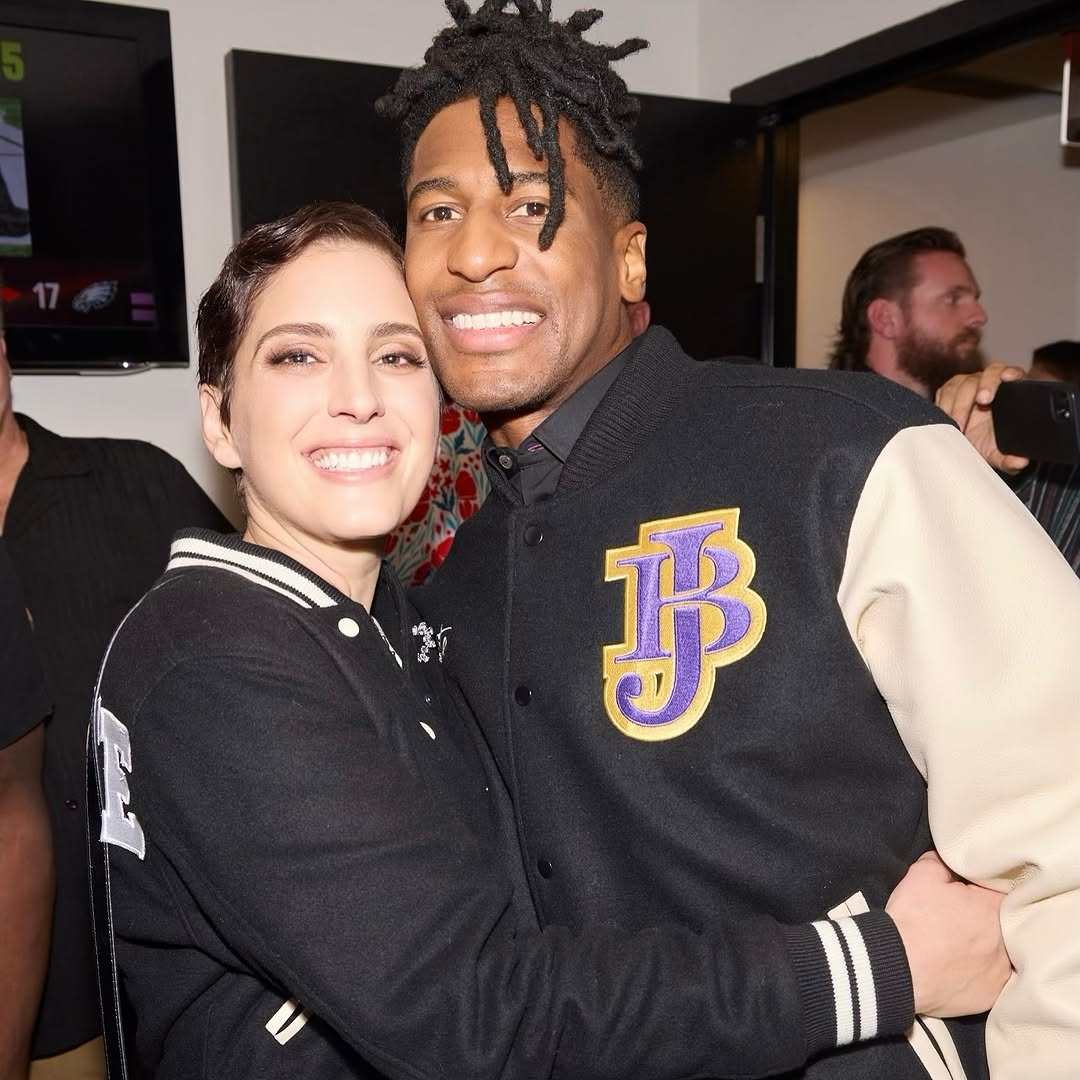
top-left (3, 415), bottom-right (229, 1057)
top-left (0, 536), bottom-right (49, 748)
top-left (484, 338), bottom-right (637, 504)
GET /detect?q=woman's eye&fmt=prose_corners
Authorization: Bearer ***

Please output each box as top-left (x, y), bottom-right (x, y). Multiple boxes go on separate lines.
top-left (509, 201), bottom-right (549, 219)
top-left (268, 349), bottom-right (317, 367)
top-left (377, 352), bottom-right (426, 369)
top-left (419, 205), bottom-right (460, 223)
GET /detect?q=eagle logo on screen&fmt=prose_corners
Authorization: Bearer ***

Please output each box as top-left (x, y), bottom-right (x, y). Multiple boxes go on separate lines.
top-left (72, 280), bottom-right (118, 314)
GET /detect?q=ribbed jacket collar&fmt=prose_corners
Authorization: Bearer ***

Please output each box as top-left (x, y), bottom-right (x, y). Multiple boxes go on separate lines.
top-left (485, 326), bottom-right (696, 504)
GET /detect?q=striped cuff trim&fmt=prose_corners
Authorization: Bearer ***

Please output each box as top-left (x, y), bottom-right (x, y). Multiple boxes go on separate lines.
top-left (785, 910), bottom-right (913, 1058)
top-left (811, 917), bottom-right (879, 1044)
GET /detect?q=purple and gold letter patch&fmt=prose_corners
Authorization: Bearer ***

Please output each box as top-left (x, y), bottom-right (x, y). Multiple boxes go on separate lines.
top-left (603, 509), bottom-right (766, 741)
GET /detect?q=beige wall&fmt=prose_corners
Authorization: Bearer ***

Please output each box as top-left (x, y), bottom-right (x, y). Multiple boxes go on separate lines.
top-left (12, 0), bottom-right (948, 506)
top-left (798, 87), bottom-right (1080, 368)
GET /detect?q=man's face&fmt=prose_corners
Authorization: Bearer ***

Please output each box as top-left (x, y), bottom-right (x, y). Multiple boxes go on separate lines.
top-left (895, 251), bottom-right (987, 393)
top-left (403, 97), bottom-right (645, 429)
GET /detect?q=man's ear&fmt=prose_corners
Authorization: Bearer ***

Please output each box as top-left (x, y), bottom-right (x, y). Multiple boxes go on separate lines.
top-left (867, 297), bottom-right (902, 341)
top-left (616, 222), bottom-right (647, 303)
top-left (200, 385), bottom-right (242, 470)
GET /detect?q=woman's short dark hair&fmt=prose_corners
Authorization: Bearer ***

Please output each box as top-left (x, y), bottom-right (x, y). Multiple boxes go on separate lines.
top-left (830, 226), bottom-right (966, 372)
top-left (197, 201), bottom-right (403, 426)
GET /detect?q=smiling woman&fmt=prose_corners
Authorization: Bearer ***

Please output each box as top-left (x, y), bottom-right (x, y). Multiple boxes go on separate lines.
top-left (193, 203), bottom-right (440, 606)
top-left (200, 251), bottom-right (439, 606)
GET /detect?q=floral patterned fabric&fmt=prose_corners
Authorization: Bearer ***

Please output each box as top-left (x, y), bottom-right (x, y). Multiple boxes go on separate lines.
top-left (385, 405), bottom-right (490, 585)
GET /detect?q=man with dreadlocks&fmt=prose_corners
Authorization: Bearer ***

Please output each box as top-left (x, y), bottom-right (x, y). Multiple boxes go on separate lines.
top-left (384, 4), bottom-right (1080, 1079)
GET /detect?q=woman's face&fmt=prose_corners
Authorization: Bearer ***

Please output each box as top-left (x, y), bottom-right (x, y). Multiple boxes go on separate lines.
top-left (206, 241), bottom-right (440, 554)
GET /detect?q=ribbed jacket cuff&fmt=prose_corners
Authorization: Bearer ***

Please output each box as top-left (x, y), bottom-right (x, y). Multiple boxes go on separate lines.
top-left (783, 910), bottom-right (913, 1058)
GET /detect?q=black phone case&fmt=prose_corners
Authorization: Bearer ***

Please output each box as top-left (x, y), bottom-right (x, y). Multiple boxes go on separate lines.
top-left (991, 380), bottom-right (1080, 465)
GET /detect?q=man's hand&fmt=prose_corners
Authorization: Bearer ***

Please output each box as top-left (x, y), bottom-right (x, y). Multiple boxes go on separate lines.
top-left (935, 363), bottom-right (1030, 474)
top-left (886, 851), bottom-right (1010, 1017)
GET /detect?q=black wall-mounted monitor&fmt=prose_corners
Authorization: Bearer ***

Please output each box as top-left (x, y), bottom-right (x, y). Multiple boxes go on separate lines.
top-left (0, 1), bottom-right (186, 372)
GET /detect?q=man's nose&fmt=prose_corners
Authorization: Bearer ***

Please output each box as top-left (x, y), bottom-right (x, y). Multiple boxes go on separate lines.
top-left (968, 301), bottom-right (988, 329)
top-left (446, 207), bottom-right (518, 282)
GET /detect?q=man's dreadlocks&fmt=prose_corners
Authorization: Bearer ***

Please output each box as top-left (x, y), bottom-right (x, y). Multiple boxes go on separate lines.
top-left (376, 0), bottom-right (648, 249)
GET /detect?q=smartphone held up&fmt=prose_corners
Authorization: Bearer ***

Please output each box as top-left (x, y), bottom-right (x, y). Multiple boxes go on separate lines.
top-left (992, 380), bottom-right (1080, 466)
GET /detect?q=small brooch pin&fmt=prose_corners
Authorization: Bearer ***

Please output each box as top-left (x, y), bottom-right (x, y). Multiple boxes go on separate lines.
top-left (412, 621), bottom-right (439, 663)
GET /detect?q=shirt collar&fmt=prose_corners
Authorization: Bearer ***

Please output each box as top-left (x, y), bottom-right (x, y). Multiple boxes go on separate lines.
top-left (528, 335), bottom-right (641, 463)
top-left (15, 414), bottom-right (94, 479)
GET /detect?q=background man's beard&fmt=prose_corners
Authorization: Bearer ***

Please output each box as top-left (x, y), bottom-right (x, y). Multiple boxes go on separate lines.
top-left (896, 327), bottom-right (984, 395)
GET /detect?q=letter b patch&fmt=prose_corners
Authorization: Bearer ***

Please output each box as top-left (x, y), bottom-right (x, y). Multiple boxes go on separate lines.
top-left (603, 509), bottom-right (766, 741)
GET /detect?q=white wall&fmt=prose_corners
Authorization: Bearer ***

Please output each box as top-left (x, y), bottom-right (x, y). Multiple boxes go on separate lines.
top-left (11, 0), bottom-right (950, 507)
top-left (797, 87), bottom-right (1080, 368)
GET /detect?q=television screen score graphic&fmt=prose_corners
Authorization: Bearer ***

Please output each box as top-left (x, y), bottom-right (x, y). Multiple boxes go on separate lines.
top-left (0, 4), bottom-right (185, 371)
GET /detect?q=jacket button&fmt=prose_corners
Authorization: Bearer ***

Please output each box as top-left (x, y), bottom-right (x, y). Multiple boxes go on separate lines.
top-left (523, 525), bottom-right (543, 546)
top-left (65, 799), bottom-right (79, 811)
top-left (514, 685), bottom-right (532, 706)
top-left (537, 858), bottom-right (553, 879)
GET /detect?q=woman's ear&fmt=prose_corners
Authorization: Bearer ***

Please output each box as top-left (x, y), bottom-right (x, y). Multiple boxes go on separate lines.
top-left (200, 385), bottom-right (242, 470)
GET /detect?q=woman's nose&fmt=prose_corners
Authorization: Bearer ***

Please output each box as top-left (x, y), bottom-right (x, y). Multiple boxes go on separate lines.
top-left (327, 360), bottom-right (384, 422)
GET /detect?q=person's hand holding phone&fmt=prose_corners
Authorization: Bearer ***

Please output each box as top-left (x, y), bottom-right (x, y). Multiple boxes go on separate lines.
top-left (935, 362), bottom-right (1030, 474)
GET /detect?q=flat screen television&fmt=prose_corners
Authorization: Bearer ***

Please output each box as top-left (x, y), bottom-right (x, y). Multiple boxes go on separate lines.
top-left (0, 1), bottom-right (186, 371)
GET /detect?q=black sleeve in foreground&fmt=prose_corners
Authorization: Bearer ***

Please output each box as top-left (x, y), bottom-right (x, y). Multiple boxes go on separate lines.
top-left (126, 655), bottom-right (912, 1080)
top-left (0, 540), bottom-right (49, 748)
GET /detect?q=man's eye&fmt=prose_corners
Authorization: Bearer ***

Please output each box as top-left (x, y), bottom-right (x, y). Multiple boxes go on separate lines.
top-left (509, 201), bottom-right (549, 219)
top-left (420, 205), bottom-right (460, 223)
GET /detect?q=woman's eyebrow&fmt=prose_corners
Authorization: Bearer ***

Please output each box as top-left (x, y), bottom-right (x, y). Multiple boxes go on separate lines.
top-left (369, 322), bottom-right (424, 344)
top-left (254, 322), bottom-right (332, 353)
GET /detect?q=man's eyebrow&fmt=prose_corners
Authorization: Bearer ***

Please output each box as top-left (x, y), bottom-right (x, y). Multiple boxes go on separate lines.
top-left (407, 176), bottom-right (457, 206)
top-left (369, 321), bottom-right (424, 344)
top-left (407, 170), bottom-right (563, 206)
top-left (509, 170), bottom-right (574, 200)
top-left (254, 322), bottom-right (332, 353)
top-left (509, 171), bottom-right (550, 187)
top-left (947, 284), bottom-right (980, 299)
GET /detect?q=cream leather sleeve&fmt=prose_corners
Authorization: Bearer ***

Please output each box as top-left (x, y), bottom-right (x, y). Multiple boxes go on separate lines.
top-left (836, 422), bottom-right (1080, 1080)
